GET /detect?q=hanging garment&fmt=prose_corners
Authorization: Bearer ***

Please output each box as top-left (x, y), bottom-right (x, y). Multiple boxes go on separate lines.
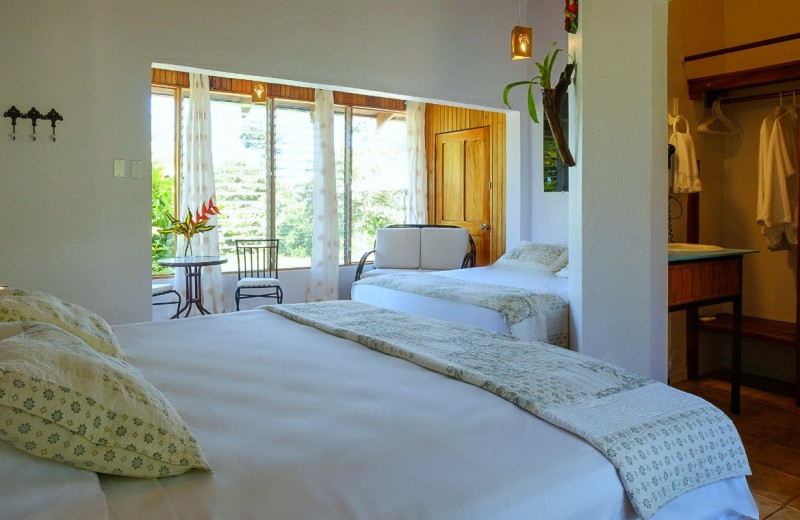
top-left (669, 116), bottom-right (701, 193)
top-left (757, 106), bottom-right (798, 250)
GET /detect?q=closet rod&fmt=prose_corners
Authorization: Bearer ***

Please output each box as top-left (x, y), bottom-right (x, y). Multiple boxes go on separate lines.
top-left (721, 88), bottom-right (800, 105)
top-left (684, 32), bottom-right (800, 63)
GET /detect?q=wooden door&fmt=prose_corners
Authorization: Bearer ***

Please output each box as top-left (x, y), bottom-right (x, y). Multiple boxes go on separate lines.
top-left (434, 127), bottom-right (491, 265)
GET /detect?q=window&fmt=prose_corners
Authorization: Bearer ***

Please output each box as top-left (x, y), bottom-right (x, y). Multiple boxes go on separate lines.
top-left (543, 100), bottom-right (569, 192)
top-left (150, 82), bottom-right (408, 272)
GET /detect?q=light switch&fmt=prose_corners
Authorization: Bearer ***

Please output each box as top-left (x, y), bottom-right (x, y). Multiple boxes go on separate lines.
top-left (113, 159), bottom-right (126, 178)
top-left (131, 160), bottom-right (143, 178)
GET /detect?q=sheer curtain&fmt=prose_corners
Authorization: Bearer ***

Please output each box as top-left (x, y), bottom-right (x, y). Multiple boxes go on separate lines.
top-left (174, 72), bottom-right (225, 314)
top-left (406, 101), bottom-right (427, 224)
top-left (306, 89), bottom-right (339, 302)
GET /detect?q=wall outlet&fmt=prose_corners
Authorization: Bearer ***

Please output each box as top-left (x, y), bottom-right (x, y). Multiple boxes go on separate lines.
top-left (113, 159), bottom-right (126, 178)
top-left (131, 160), bottom-right (143, 178)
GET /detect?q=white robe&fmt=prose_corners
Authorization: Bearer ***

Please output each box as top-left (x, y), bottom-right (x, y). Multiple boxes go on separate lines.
top-left (757, 107), bottom-right (798, 250)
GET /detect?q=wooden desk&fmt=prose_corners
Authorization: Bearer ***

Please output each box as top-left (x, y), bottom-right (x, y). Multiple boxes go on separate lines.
top-left (158, 256), bottom-right (227, 318)
top-left (668, 248), bottom-right (757, 413)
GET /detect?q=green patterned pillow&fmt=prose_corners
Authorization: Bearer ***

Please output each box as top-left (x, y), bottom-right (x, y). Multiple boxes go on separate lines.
top-left (0, 288), bottom-right (122, 358)
top-left (494, 242), bottom-right (569, 275)
top-left (0, 322), bottom-right (210, 478)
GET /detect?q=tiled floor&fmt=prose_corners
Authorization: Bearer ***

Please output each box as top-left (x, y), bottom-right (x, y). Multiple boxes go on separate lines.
top-left (674, 378), bottom-right (800, 519)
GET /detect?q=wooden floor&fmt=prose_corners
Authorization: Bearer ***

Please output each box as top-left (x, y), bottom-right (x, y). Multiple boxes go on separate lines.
top-left (675, 378), bottom-right (800, 519)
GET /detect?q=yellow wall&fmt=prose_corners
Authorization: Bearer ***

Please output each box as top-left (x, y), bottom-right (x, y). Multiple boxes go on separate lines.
top-left (667, 0), bottom-right (800, 383)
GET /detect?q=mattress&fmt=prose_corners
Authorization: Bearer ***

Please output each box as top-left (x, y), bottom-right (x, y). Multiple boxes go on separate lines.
top-left (2, 308), bottom-right (757, 519)
top-left (351, 266), bottom-right (569, 344)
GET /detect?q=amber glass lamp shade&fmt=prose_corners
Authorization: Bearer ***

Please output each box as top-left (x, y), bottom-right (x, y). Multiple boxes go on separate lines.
top-left (511, 26), bottom-right (532, 60)
top-left (252, 82), bottom-right (267, 103)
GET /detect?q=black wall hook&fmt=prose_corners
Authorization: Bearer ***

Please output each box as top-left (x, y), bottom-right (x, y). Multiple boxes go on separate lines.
top-left (43, 109), bottom-right (63, 142)
top-left (3, 105), bottom-right (23, 140)
top-left (24, 107), bottom-right (42, 141)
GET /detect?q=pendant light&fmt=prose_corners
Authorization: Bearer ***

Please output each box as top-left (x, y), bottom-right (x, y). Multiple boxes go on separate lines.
top-left (511, 0), bottom-right (532, 60)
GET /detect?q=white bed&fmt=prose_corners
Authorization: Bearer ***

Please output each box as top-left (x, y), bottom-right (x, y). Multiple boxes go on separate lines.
top-left (352, 265), bottom-right (570, 346)
top-left (2, 305), bottom-right (757, 520)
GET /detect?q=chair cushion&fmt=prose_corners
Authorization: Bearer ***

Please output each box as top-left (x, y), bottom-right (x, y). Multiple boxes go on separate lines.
top-left (0, 322), bottom-right (210, 478)
top-left (238, 277), bottom-right (281, 288)
top-left (494, 242), bottom-right (569, 275)
top-left (0, 288), bottom-right (122, 358)
top-left (374, 228), bottom-right (421, 269)
top-left (420, 227), bottom-right (469, 270)
top-left (151, 282), bottom-right (176, 297)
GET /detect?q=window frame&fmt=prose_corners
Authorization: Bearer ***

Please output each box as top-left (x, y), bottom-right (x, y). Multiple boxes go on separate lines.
top-left (150, 77), bottom-right (407, 274)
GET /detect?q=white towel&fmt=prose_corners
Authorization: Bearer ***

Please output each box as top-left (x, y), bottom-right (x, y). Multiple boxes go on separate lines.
top-left (669, 116), bottom-right (701, 193)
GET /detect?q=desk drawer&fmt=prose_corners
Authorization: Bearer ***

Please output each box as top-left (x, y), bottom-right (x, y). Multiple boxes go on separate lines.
top-left (668, 257), bottom-right (741, 307)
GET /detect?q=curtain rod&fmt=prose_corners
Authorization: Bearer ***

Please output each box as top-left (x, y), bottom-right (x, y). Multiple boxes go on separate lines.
top-left (720, 88), bottom-right (800, 105)
top-left (684, 32), bottom-right (800, 63)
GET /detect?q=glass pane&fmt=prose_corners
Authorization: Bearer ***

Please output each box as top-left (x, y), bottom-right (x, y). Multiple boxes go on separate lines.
top-left (334, 110), bottom-right (346, 264)
top-left (151, 91), bottom-right (176, 274)
top-left (543, 99), bottom-right (569, 192)
top-left (208, 98), bottom-right (268, 266)
top-left (351, 114), bottom-right (408, 260)
top-left (274, 102), bottom-right (314, 268)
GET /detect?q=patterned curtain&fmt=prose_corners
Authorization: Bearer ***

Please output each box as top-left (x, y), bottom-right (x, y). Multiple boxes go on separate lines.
top-left (306, 89), bottom-right (339, 302)
top-left (174, 73), bottom-right (225, 314)
top-left (406, 101), bottom-right (427, 224)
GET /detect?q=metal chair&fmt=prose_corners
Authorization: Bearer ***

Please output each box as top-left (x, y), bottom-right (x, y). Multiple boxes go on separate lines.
top-left (235, 239), bottom-right (283, 310)
top-left (152, 282), bottom-right (181, 319)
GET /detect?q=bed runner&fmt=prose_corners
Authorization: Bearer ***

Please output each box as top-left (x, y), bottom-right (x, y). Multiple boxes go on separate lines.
top-left (353, 272), bottom-right (569, 347)
top-left (264, 301), bottom-right (750, 519)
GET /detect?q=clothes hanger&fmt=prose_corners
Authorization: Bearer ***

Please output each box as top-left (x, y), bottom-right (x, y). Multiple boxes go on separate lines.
top-left (697, 99), bottom-right (742, 136)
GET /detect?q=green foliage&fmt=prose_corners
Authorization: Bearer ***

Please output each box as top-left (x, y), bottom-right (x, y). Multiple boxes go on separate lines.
top-left (502, 42), bottom-right (574, 124)
top-left (151, 164), bottom-right (175, 274)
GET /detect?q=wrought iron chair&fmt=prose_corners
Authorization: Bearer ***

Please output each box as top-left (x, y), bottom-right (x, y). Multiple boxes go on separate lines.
top-left (152, 282), bottom-right (182, 319)
top-left (235, 239), bottom-right (283, 310)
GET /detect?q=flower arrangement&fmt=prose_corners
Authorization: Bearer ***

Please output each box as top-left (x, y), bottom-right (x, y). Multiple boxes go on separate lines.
top-left (159, 198), bottom-right (220, 256)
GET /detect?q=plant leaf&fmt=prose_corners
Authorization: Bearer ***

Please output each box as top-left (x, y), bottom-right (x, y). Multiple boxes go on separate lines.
top-left (526, 83), bottom-right (538, 124)
top-left (502, 80), bottom-right (533, 109)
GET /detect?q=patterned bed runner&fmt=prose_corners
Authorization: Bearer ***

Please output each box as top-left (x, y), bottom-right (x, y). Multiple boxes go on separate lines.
top-left (353, 272), bottom-right (569, 347)
top-left (263, 301), bottom-right (750, 519)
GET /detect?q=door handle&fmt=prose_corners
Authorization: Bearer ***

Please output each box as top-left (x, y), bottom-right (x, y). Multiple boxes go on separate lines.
top-left (480, 224), bottom-right (489, 231)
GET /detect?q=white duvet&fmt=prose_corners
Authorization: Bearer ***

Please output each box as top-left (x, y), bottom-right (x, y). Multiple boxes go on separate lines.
top-left (351, 266), bottom-right (569, 343)
top-left (3, 309), bottom-right (757, 519)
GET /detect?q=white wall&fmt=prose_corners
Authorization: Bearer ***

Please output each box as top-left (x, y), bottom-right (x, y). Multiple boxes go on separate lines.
top-left (527, 0), bottom-right (570, 245)
top-left (0, 0), bottom-right (529, 324)
top-left (1, 0), bottom-right (669, 380)
top-left (569, 0), bottom-right (669, 381)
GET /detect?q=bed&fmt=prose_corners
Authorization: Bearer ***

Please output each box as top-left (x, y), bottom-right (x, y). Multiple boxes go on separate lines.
top-left (0, 290), bottom-right (757, 520)
top-left (352, 242), bottom-right (571, 347)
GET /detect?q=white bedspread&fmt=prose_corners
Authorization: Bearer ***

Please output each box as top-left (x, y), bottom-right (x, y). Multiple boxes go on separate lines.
top-left (351, 266), bottom-right (569, 345)
top-left (80, 309), bottom-right (757, 520)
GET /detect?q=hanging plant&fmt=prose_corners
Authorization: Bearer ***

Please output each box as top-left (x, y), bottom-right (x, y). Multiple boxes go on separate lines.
top-left (503, 42), bottom-right (576, 167)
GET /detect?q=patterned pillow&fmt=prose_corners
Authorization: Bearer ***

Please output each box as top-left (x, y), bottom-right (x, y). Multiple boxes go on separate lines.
top-left (0, 322), bottom-right (210, 478)
top-left (494, 242), bottom-right (569, 275)
top-left (554, 264), bottom-right (569, 278)
top-left (0, 288), bottom-right (122, 358)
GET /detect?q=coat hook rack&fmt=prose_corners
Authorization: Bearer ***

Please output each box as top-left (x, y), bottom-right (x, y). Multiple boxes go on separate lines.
top-left (3, 105), bottom-right (23, 141)
top-left (4, 106), bottom-right (63, 142)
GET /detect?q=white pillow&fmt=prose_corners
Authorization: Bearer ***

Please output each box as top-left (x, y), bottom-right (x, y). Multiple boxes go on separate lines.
top-left (0, 322), bottom-right (210, 478)
top-left (0, 288), bottom-right (122, 358)
top-left (494, 242), bottom-right (569, 275)
top-left (420, 227), bottom-right (469, 270)
top-left (374, 228), bottom-right (421, 269)
top-left (554, 264), bottom-right (569, 278)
